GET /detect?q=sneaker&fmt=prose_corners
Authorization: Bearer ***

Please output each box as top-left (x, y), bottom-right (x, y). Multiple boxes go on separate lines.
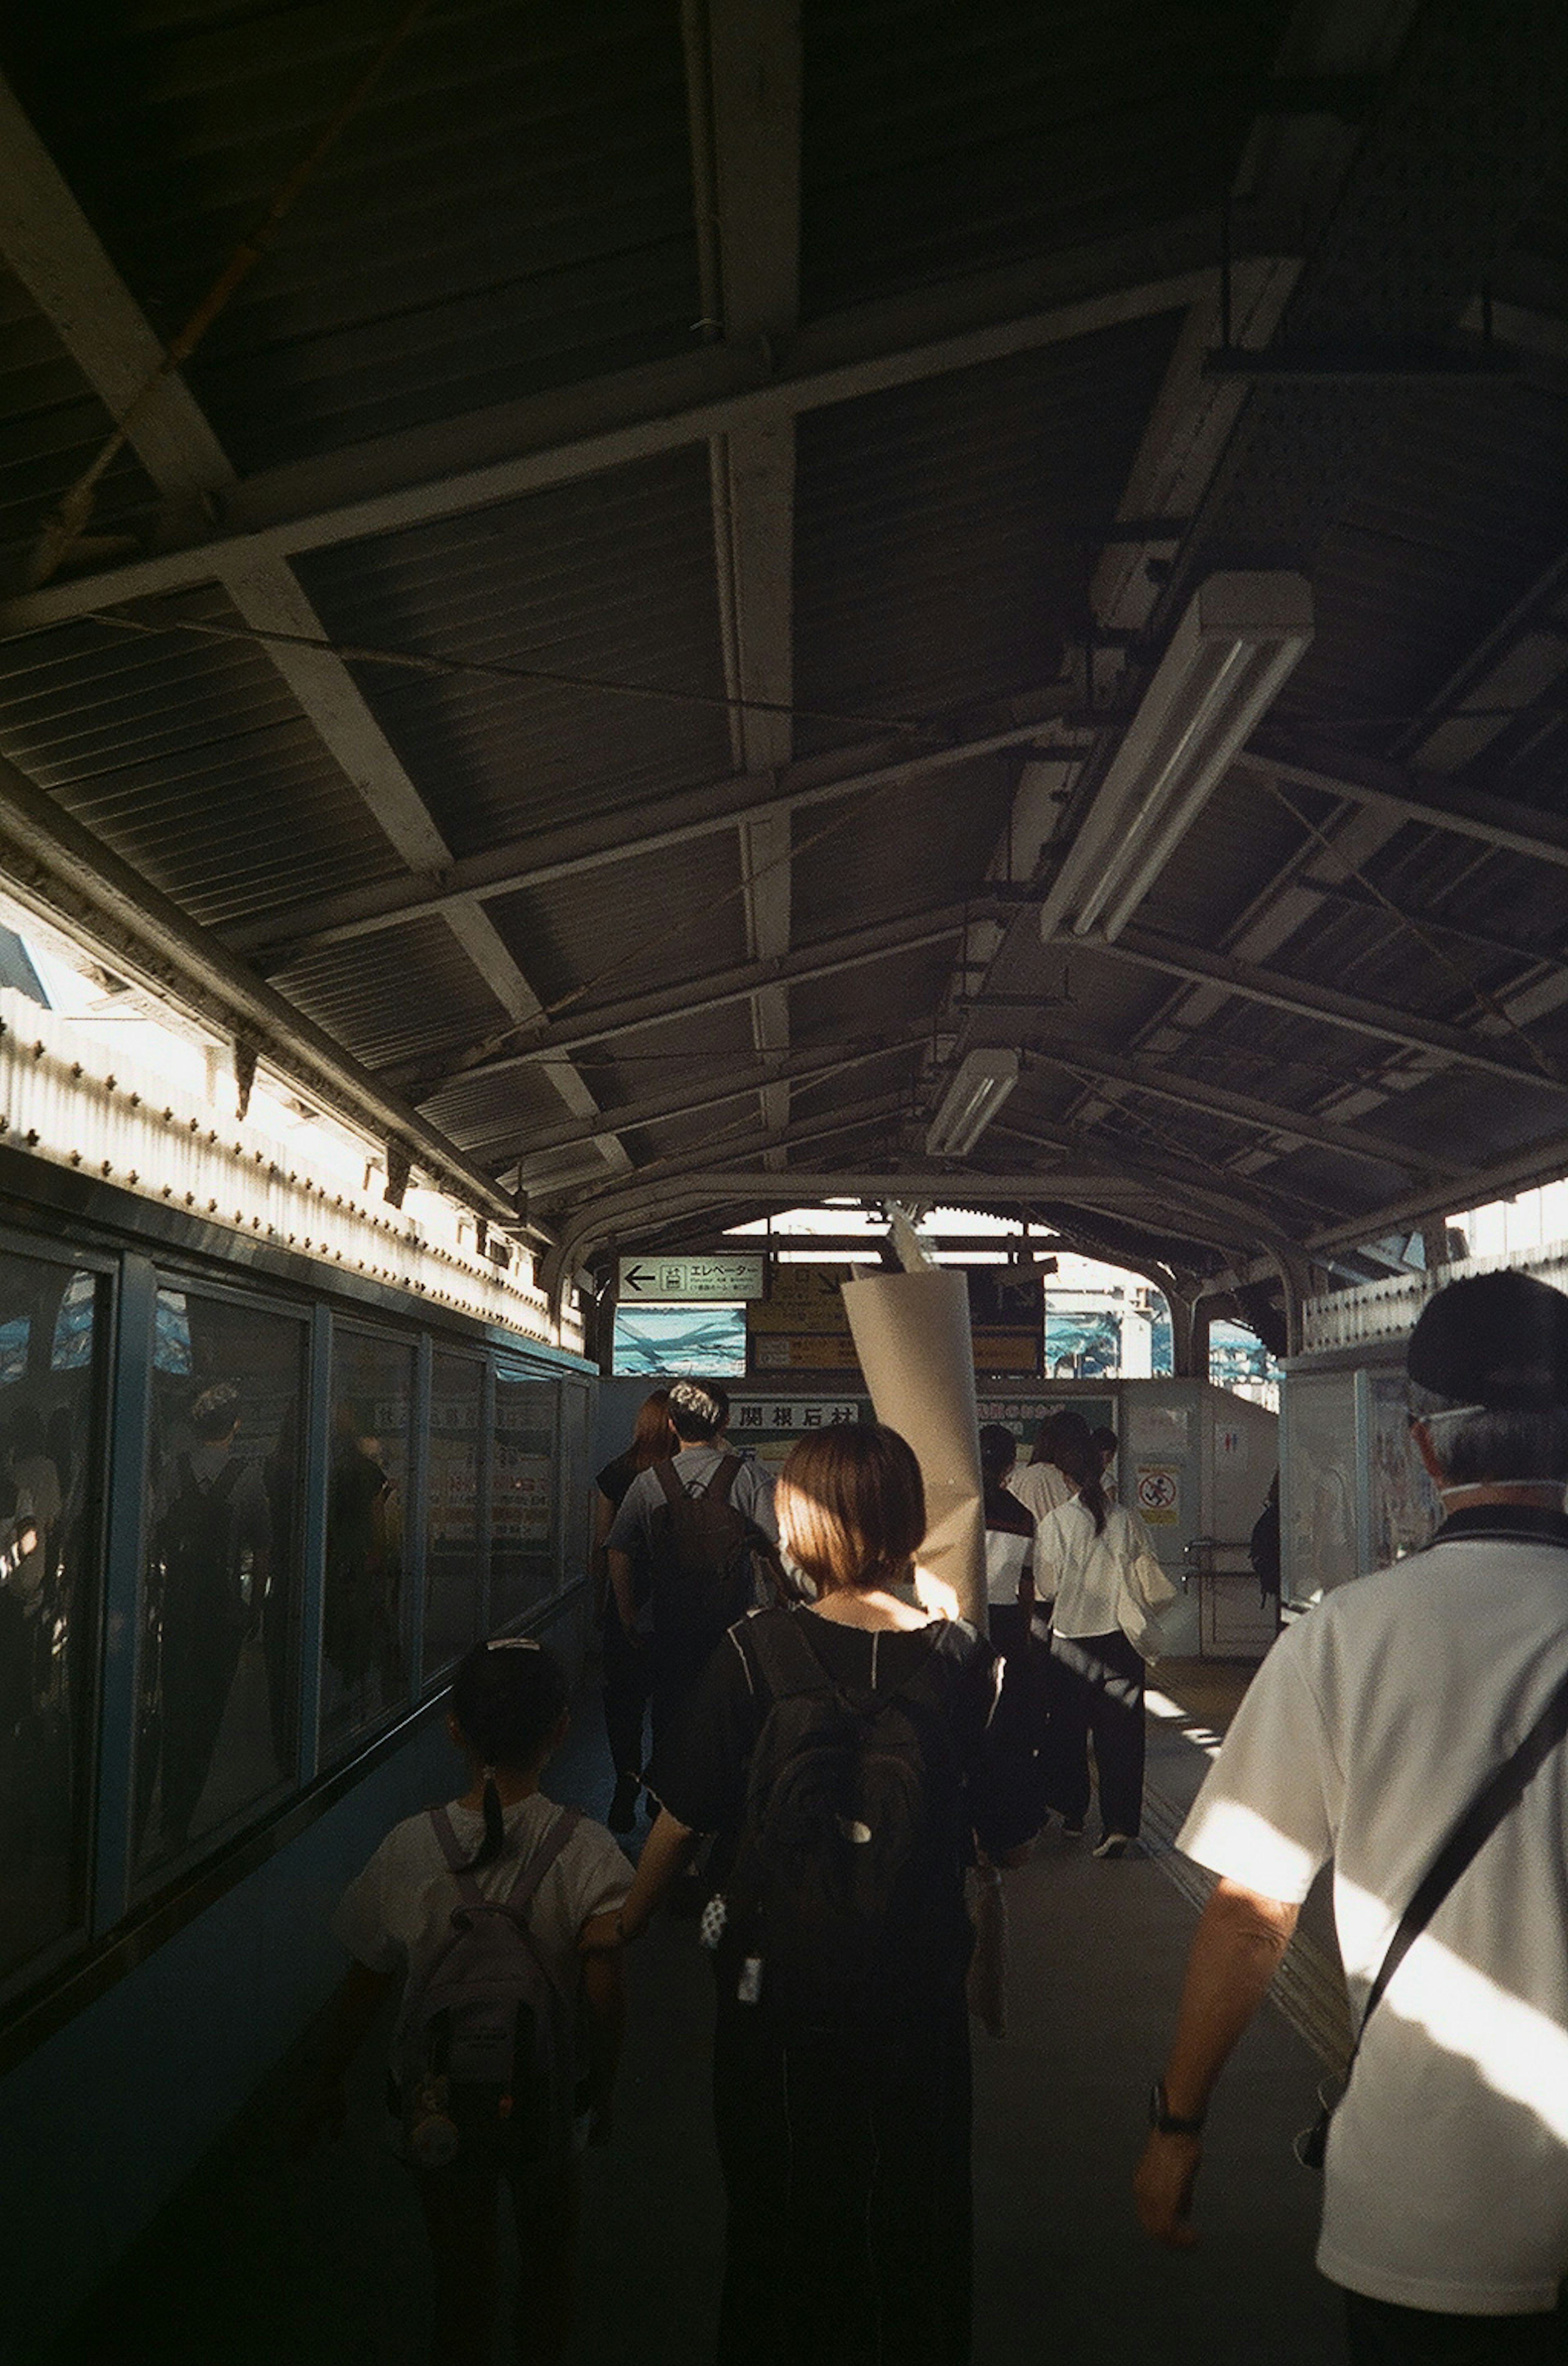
top-left (1093, 1832), bottom-right (1136, 1860)
top-left (607, 1774), bottom-right (641, 1834)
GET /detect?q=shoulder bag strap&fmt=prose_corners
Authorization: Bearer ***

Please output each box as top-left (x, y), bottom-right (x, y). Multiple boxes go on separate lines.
top-left (1352, 1654), bottom-right (1568, 2065)
top-left (503, 1804), bottom-right (581, 1914)
top-left (428, 1805), bottom-right (488, 1912)
top-left (652, 1458), bottom-right (682, 1508)
top-left (709, 1455), bottom-right (742, 1507)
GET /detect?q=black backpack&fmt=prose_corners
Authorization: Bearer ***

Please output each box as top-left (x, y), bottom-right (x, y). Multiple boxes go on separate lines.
top-left (646, 1455), bottom-right (772, 1651)
top-left (721, 1612), bottom-right (974, 2034)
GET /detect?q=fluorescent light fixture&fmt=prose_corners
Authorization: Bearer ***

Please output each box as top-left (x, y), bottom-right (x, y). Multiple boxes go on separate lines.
top-left (925, 1047), bottom-right (1020, 1157)
top-left (1038, 571), bottom-right (1314, 944)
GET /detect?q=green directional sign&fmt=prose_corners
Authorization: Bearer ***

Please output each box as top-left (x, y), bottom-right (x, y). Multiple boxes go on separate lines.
top-left (618, 1252), bottom-right (767, 1303)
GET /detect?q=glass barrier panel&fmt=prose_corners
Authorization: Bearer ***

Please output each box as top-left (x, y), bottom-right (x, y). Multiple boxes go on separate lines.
top-left (322, 1327), bottom-right (415, 1750)
top-left (0, 1253), bottom-right (102, 1988)
top-left (136, 1288), bottom-right (306, 1878)
top-left (425, 1351), bottom-right (483, 1675)
top-left (491, 1374), bottom-right (557, 1627)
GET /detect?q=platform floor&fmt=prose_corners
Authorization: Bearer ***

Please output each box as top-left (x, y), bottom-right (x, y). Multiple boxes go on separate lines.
top-left (42, 1656), bottom-right (1350, 2366)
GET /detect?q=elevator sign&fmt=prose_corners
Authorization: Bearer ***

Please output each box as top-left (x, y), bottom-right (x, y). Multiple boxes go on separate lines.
top-left (618, 1253), bottom-right (766, 1302)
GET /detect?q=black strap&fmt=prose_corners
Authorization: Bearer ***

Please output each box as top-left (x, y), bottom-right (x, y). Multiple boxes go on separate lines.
top-left (1352, 1656), bottom-right (1568, 2065)
top-left (652, 1453), bottom-right (742, 1507)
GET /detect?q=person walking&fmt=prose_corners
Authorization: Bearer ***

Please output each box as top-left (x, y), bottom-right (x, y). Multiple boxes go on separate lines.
top-left (606, 1423), bottom-right (1024, 2366)
top-left (979, 1423), bottom-right (1034, 1660)
top-left (1136, 1270), bottom-right (1568, 2362)
top-left (1007, 1407), bottom-right (1086, 1524)
top-left (604, 1379), bottom-right (777, 1756)
top-left (590, 1389), bottom-right (676, 1830)
top-left (306, 1640), bottom-right (630, 2366)
top-left (1033, 1421), bottom-right (1172, 1858)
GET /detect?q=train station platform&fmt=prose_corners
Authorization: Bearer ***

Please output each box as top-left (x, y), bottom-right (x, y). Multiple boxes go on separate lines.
top-left (41, 1658), bottom-right (1352, 2366)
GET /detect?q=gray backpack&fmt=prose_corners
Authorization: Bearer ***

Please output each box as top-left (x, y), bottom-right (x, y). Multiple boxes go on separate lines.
top-left (394, 1804), bottom-right (580, 2172)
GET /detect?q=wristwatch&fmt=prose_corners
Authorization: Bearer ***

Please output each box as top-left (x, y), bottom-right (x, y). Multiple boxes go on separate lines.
top-left (1148, 2079), bottom-right (1205, 2136)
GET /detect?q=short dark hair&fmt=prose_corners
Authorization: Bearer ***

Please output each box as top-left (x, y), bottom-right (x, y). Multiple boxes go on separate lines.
top-left (776, 1424), bottom-right (925, 1596)
top-left (1031, 1408), bottom-right (1091, 1467)
top-left (668, 1379), bottom-right (726, 1442)
top-left (978, 1423), bottom-right (1018, 1478)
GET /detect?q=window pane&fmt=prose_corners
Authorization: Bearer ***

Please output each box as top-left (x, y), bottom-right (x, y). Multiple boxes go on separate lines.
top-left (0, 1254), bottom-right (100, 1988)
top-left (425, 1352), bottom-right (483, 1676)
top-left (323, 1328), bottom-right (414, 1749)
top-left (137, 1291), bottom-right (306, 1876)
top-left (491, 1375), bottom-right (557, 1627)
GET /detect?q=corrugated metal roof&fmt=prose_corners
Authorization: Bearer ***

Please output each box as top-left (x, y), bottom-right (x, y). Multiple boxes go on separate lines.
top-left (793, 316), bottom-right (1185, 755)
top-left (484, 830), bottom-right (750, 1018)
top-left (4, 0), bottom-right (702, 472)
top-left (0, 588), bottom-right (408, 927)
top-left (277, 916), bottom-right (508, 1074)
top-left (0, 267), bottom-right (159, 561)
top-left (800, 0), bottom-right (1293, 314)
top-left (295, 448), bottom-right (732, 858)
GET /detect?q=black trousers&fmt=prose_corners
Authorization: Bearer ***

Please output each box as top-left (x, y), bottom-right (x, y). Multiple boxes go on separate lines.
top-left (1343, 2288), bottom-right (1568, 2364)
top-left (600, 1607), bottom-right (651, 1779)
top-left (1047, 1627), bottom-right (1147, 1839)
top-left (711, 1985), bottom-right (973, 2366)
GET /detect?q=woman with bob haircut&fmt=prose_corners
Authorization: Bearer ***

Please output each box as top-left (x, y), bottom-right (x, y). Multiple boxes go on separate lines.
top-left (601, 1421), bottom-right (1022, 2366)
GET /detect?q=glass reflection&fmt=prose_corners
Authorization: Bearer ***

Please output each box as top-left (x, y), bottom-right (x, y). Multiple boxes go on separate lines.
top-left (491, 1374), bottom-right (557, 1626)
top-left (0, 1252), bottom-right (100, 1987)
top-left (137, 1290), bottom-right (305, 1873)
top-left (322, 1327), bottom-right (412, 1749)
top-left (425, 1352), bottom-right (483, 1679)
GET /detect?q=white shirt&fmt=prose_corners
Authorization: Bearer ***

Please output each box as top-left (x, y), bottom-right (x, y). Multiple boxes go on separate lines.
top-left (983, 1527), bottom-right (1031, 1608)
top-left (334, 1793), bottom-right (630, 2001)
top-left (1007, 1459), bottom-right (1076, 1524)
top-left (1033, 1498), bottom-right (1154, 1639)
top-left (1178, 1520), bottom-right (1568, 2313)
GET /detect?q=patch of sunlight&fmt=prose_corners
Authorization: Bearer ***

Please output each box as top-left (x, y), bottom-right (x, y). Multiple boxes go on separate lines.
top-left (1337, 1876), bottom-right (1568, 2144)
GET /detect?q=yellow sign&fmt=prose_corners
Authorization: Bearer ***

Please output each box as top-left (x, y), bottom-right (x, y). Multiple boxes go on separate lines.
top-left (1135, 1463), bottom-right (1183, 1527)
top-left (749, 1265), bottom-right (853, 1336)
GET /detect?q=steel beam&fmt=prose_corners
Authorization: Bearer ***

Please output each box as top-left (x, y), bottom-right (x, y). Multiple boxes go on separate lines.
top-left (1238, 731), bottom-right (1568, 873)
top-left (506, 1032), bottom-right (922, 1164)
top-left (0, 223), bottom-right (1250, 635)
top-left (403, 899), bottom-right (987, 1098)
top-left (1046, 922), bottom-right (1568, 1090)
top-left (1035, 1044), bottom-right (1466, 1176)
top-left (229, 702), bottom-right (1070, 967)
top-left (0, 72), bottom-right (626, 1181)
top-left (686, 0), bottom-right (802, 1164)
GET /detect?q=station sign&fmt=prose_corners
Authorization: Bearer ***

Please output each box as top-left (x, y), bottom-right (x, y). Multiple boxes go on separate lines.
top-left (618, 1252), bottom-right (766, 1302)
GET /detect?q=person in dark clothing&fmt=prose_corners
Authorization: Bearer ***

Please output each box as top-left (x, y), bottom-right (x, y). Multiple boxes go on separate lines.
top-left (605, 1379), bottom-right (776, 1761)
top-left (609, 1423), bottom-right (1022, 2366)
top-left (590, 1389), bottom-right (676, 1831)
top-left (979, 1423), bottom-right (1033, 1660)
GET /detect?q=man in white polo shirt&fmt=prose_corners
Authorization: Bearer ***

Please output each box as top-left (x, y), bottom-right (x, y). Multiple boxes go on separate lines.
top-left (1134, 1270), bottom-right (1568, 2363)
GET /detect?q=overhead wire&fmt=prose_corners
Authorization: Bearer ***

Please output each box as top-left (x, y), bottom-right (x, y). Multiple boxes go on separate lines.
top-left (85, 606), bottom-right (952, 746)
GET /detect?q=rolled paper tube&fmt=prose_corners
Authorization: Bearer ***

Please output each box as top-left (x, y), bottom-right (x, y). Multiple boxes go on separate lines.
top-left (841, 1268), bottom-right (986, 1628)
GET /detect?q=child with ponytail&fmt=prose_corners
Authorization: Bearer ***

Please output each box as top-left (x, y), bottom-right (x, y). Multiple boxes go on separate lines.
top-left (304, 1638), bottom-right (630, 2366)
